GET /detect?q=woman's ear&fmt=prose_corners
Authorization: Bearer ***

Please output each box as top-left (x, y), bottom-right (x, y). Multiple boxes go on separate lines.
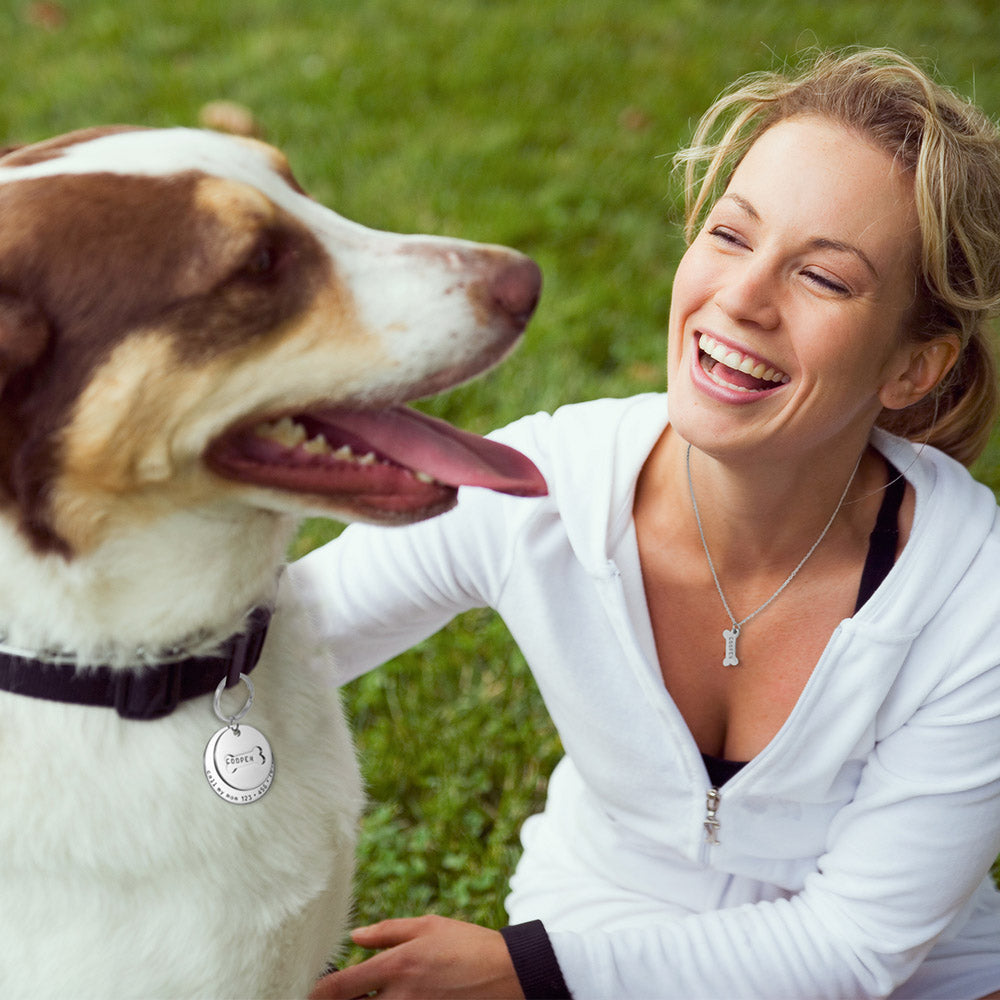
top-left (879, 334), bottom-right (961, 411)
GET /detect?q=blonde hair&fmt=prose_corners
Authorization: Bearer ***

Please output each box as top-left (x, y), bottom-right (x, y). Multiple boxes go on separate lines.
top-left (676, 47), bottom-right (1000, 466)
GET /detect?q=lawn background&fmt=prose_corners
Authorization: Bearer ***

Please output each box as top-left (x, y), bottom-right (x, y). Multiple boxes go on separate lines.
top-left (3, 0), bottom-right (999, 965)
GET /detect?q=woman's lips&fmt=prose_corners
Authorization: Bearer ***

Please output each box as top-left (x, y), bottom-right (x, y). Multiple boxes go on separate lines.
top-left (697, 332), bottom-right (790, 392)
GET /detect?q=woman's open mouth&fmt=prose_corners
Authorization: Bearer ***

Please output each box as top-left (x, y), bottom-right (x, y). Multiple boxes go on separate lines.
top-left (697, 333), bottom-right (790, 393)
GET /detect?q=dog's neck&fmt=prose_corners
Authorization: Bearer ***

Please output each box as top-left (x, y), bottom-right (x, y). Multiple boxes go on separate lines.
top-left (0, 505), bottom-right (297, 665)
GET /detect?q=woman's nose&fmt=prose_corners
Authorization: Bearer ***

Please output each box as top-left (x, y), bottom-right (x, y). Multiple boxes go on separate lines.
top-left (714, 260), bottom-right (780, 330)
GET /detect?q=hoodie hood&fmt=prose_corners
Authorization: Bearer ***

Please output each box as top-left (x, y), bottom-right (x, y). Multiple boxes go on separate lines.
top-left (509, 394), bottom-right (669, 577)
top-left (859, 428), bottom-right (999, 635)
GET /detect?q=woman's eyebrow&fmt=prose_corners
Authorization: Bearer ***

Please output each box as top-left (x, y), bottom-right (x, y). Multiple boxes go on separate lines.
top-left (809, 237), bottom-right (879, 279)
top-left (724, 193), bottom-right (761, 222)
top-left (721, 193), bottom-right (880, 278)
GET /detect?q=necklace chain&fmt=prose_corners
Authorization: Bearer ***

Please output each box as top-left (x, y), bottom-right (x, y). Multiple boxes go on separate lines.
top-left (685, 443), bottom-right (863, 665)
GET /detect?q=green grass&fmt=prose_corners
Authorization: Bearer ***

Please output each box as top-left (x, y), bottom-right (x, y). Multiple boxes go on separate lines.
top-left (3, 0), bottom-right (999, 962)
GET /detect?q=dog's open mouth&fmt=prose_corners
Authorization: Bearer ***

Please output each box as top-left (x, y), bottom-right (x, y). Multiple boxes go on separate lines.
top-left (206, 405), bottom-right (547, 521)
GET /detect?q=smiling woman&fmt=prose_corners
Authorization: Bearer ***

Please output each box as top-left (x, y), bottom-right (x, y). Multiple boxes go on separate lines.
top-left (666, 113), bottom-right (940, 469)
top-left (300, 48), bottom-right (1000, 1000)
top-left (676, 48), bottom-right (1000, 466)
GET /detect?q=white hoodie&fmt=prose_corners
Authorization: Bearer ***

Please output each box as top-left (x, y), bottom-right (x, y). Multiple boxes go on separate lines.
top-left (290, 394), bottom-right (1000, 999)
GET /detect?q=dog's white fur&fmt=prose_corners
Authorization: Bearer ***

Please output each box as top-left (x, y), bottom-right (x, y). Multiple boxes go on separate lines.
top-left (0, 128), bottom-right (540, 997)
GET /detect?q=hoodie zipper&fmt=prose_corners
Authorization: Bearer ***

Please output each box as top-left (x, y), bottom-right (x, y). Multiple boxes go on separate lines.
top-left (595, 564), bottom-right (728, 861)
top-left (703, 786), bottom-right (721, 853)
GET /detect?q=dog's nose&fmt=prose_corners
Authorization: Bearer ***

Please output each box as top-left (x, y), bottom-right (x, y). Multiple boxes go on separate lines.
top-left (489, 257), bottom-right (542, 328)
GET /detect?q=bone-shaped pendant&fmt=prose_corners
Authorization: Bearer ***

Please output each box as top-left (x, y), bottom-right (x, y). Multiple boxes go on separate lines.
top-left (723, 626), bottom-right (740, 667)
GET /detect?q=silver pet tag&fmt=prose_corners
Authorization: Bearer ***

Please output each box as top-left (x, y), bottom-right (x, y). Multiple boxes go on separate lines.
top-left (204, 673), bottom-right (274, 804)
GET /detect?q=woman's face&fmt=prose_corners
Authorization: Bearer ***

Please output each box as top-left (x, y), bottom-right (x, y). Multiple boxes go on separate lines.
top-left (667, 114), bottom-right (925, 463)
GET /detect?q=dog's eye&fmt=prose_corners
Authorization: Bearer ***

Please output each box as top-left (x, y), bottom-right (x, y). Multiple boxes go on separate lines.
top-left (237, 234), bottom-right (291, 284)
top-left (243, 242), bottom-right (276, 278)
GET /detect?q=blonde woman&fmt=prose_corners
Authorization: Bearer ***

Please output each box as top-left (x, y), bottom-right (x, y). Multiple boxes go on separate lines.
top-left (306, 49), bottom-right (1000, 999)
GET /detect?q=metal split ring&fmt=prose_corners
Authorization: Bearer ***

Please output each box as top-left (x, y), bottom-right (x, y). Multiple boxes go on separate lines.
top-left (213, 672), bottom-right (254, 728)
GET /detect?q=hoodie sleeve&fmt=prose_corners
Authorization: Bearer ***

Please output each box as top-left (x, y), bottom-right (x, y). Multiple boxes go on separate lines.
top-left (546, 642), bottom-right (1000, 999)
top-left (285, 411), bottom-right (554, 684)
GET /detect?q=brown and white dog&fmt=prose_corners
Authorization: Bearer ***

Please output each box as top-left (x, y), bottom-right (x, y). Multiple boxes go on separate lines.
top-left (0, 126), bottom-right (545, 998)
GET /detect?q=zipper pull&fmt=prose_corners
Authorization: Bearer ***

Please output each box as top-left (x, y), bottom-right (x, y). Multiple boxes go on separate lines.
top-left (704, 787), bottom-right (721, 845)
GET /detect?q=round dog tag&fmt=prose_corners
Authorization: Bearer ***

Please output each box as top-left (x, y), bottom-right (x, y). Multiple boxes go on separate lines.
top-left (204, 672), bottom-right (274, 804)
top-left (205, 724), bottom-right (274, 804)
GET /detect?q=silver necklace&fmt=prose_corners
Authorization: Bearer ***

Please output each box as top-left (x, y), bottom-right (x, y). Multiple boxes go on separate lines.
top-left (686, 443), bottom-right (863, 667)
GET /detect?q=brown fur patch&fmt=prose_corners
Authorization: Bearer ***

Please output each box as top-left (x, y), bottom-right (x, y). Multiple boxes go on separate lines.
top-left (0, 170), bottom-right (335, 552)
top-left (49, 281), bottom-right (379, 552)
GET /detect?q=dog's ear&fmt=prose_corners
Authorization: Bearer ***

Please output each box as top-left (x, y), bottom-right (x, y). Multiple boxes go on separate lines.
top-left (0, 293), bottom-right (50, 394)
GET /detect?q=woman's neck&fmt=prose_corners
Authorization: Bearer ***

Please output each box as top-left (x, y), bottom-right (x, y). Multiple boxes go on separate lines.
top-left (640, 427), bottom-right (886, 577)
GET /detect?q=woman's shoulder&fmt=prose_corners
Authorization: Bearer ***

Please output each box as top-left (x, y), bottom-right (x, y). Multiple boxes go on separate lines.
top-left (867, 428), bottom-right (1000, 642)
top-left (871, 428), bottom-right (999, 525)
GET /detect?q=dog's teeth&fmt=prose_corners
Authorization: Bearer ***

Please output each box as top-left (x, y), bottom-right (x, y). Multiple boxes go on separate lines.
top-left (252, 428), bottom-right (389, 466)
top-left (302, 434), bottom-right (332, 455)
top-left (414, 471), bottom-right (435, 483)
top-left (255, 417), bottom-right (307, 448)
top-left (274, 417), bottom-right (305, 444)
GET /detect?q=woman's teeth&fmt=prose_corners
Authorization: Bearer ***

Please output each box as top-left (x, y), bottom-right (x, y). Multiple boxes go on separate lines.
top-left (698, 333), bottom-right (790, 386)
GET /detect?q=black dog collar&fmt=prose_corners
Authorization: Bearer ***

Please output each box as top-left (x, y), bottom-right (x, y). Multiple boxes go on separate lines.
top-left (0, 605), bottom-right (272, 721)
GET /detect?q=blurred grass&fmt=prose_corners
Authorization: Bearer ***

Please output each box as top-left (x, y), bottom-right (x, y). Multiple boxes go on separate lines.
top-left (3, 0), bottom-right (999, 961)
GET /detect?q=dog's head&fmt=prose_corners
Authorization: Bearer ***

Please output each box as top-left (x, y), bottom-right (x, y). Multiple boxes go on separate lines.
top-left (0, 127), bottom-right (545, 556)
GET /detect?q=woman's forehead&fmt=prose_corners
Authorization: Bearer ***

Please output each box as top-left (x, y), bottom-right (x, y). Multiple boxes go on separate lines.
top-left (722, 116), bottom-right (920, 274)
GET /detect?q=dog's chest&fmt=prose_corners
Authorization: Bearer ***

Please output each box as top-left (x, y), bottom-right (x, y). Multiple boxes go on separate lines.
top-left (0, 599), bottom-right (363, 998)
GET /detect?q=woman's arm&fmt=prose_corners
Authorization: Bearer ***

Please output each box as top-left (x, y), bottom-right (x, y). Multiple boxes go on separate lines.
top-left (287, 488), bottom-right (537, 685)
top-left (286, 415), bottom-right (551, 686)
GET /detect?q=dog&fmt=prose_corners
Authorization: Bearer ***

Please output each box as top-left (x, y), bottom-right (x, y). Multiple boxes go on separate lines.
top-left (0, 125), bottom-right (545, 998)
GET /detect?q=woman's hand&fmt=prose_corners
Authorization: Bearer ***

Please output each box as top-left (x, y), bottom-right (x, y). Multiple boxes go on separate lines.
top-left (308, 915), bottom-right (526, 1000)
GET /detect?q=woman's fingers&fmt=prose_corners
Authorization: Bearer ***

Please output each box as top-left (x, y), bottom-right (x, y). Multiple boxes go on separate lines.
top-left (308, 915), bottom-right (525, 1000)
top-left (350, 917), bottom-right (429, 950)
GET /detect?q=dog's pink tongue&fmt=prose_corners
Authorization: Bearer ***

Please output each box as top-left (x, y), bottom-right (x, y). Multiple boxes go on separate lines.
top-left (321, 406), bottom-right (547, 497)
